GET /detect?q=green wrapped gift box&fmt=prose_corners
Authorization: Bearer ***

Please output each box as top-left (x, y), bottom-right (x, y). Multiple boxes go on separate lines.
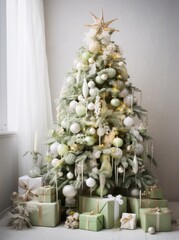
top-left (146, 186), bottom-right (164, 199)
top-left (140, 208), bottom-right (172, 232)
top-left (129, 197), bottom-right (168, 223)
top-left (79, 196), bottom-right (114, 229)
top-left (79, 212), bottom-right (104, 231)
top-left (28, 201), bottom-right (61, 227)
top-left (38, 186), bottom-right (56, 203)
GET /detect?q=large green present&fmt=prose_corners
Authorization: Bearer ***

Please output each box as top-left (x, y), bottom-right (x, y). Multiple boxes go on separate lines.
top-left (28, 201), bottom-right (61, 227)
top-left (38, 186), bottom-right (56, 203)
top-left (79, 212), bottom-right (104, 231)
top-left (140, 208), bottom-right (172, 232)
top-left (79, 196), bottom-right (114, 229)
top-left (129, 197), bottom-right (168, 222)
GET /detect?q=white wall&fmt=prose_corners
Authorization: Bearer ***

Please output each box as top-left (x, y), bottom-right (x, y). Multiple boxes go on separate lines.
top-left (43, 0), bottom-right (179, 201)
top-left (0, 133), bottom-right (18, 215)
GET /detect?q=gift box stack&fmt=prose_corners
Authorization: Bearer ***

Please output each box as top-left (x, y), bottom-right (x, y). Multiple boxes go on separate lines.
top-left (18, 175), bottom-right (61, 227)
top-left (129, 185), bottom-right (172, 232)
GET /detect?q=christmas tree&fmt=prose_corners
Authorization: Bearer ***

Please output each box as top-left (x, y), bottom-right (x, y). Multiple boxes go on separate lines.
top-left (45, 13), bottom-right (157, 200)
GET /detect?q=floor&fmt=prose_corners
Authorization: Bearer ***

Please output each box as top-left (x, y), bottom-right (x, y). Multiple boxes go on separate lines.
top-left (0, 203), bottom-right (179, 240)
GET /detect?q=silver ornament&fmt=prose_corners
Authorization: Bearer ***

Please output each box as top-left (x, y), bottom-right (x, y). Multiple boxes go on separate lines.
top-left (88, 80), bottom-right (95, 88)
top-left (130, 188), bottom-right (140, 197)
top-left (123, 116), bottom-right (134, 127)
top-left (87, 102), bottom-right (95, 110)
top-left (86, 177), bottom-right (96, 188)
top-left (118, 166), bottom-right (124, 173)
top-left (88, 127), bottom-right (96, 135)
top-left (50, 142), bottom-right (60, 155)
top-left (69, 100), bottom-right (78, 110)
top-left (148, 227), bottom-right (155, 234)
top-left (97, 127), bottom-right (105, 137)
top-left (70, 122), bottom-right (81, 134)
top-left (119, 88), bottom-right (129, 98)
top-left (89, 87), bottom-right (99, 97)
top-left (66, 172), bottom-right (74, 179)
top-left (123, 95), bottom-right (134, 107)
top-left (62, 185), bottom-right (77, 198)
top-left (135, 143), bottom-right (144, 156)
top-left (75, 104), bottom-right (86, 117)
top-left (101, 73), bottom-right (108, 80)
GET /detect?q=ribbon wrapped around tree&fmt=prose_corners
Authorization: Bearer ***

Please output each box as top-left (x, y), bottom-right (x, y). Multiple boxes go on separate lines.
top-left (107, 194), bottom-right (124, 222)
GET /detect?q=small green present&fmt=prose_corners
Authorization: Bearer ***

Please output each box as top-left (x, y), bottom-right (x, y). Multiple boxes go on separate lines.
top-left (28, 201), bottom-right (61, 227)
top-left (79, 196), bottom-right (114, 229)
top-left (129, 197), bottom-right (168, 223)
top-left (38, 186), bottom-right (56, 203)
top-left (145, 185), bottom-right (164, 199)
top-left (140, 208), bottom-right (172, 232)
top-left (79, 212), bottom-right (104, 231)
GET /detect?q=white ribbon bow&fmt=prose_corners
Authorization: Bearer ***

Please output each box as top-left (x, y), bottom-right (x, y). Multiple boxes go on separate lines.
top-left (108, 194), bottom-right (124, 222)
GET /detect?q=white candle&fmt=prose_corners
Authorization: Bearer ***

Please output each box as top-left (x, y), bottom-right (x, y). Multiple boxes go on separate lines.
top-left (34, 131), bottom-right (38, 152)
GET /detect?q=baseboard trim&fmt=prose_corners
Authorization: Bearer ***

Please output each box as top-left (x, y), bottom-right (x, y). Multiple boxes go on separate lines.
top-left (0, 206), bottom-right (12, 219)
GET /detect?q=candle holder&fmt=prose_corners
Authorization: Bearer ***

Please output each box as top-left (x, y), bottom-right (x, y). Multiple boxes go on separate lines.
top-left (23, 151), bottom-right (41, 178)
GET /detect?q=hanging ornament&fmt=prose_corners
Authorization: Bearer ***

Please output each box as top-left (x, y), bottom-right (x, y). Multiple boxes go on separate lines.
top-left (95, 75), bottom-right (104, 85)
top-left (66, 172), bottom-right (74, 180)
top-left (62, 185), bottom-right (77, 198)
top-left (148, 227), bottom-right (156, 234)
top-left (118, 166), bottom-right (124, 173)
top-left (112, 137), bottom-right (123, 147)
top-left (101, 73), bottom-right (108, 80)
top-left (64, 153), bottom-right (76, 165)
top-left (89, 87), bottom-right (99, 97)
top-left (50, 142), bottom-right (60, 155)
top-left (119, 88), bottom-right (129, 98)
top-left (132, 154), bottom-right (138, 174)
top-left (110, 98), bottom-right (121, 107)
top-left (86, 177), bottom-right (96, 188)
top-left (84, 136), bottom-right (96, 146)
top-left (135, 143), bottom-right (144, 156)
top-left (69, 100), bottom-right (78, 111)
top-left (123, 116), bottom-right (134, 127)
top-left (66, 75), bottom-right (76, 85)
top-left (97, 127), bottom-right (105, 137)
top-left (82, 78), bottom-right (89, 99)
top-left (75, 104), bottom-right (86, 117)
top-left (88, 80), bottom-right (95, 88)
top-left (51, 158), bottom-right (60, 167)
top-left (82, 51), bottom-right (91, 61)
top-left (57, 144), bottom-right (69, 156)
top-left (130, 188), bottom-right (140, 197)
top-left (87, 102), bottom-right (95, 110)
top-left (123, 95), bottom-right (134, 107)
top-left (70, 122), bottom-right (81, 134)
top-left (88, 57), bottom-right (95, 64)
top-left (88, 39), bottom-right (101, 53)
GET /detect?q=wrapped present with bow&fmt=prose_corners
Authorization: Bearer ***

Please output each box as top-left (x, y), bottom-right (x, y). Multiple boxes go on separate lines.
top-left (140, 207), bottom-right (172, 232)
top-left (79, 211), bottom-right (104, 231)
top-left (27, 200), bottom-right (61, 227)
top-left (38, 186), bottom-right (56, 203)
top-left (144, 185), bottom-right (164, 200)
top-left (120, 213), bottom-right (137, 230)
top-left (18, 175), bottom-right (43, 201)
top-left (129, 197), bottom-right (168, 223)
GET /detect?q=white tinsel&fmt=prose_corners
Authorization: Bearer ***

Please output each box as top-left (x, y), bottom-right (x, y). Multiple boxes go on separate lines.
top-left (94, 95), bottom-right (101, 118)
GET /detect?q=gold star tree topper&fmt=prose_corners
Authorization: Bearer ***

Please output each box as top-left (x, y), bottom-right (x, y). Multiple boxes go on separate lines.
top-left (85, 12), bottom-right (119, 36)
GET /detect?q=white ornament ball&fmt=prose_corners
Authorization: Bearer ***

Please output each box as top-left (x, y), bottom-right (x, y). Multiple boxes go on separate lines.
top-left (82, 51), bottom-right (91, 61)
top-left (88, 127), bottom-right (96, 135)
top-left (66, 172), bottom-right (74, 180)
top-left (51, 158), bottom-right (60, 167)
top-left (75, 104), bottom-right (86, 117)
top-left (110, 98), bottom-right (121, 107)
top-left (89, 40), bottom-right (101, 53)
top-left (118, 166), bottom-right (124, 173)
top-left (88, 57), bottom-right (94, 64)
top-left (130, 188), bottom-right (140, 197)
top-left (97, 127), bottom-right (106, 137)
top-left (84, 136), bottom-right (96, 146)
top-left (89, 87), bottom-right (99, 97)
top-left (78, 95), bottom-right (84, 101)
top-left (123, 95), bottom-right (134, 107)
top-left (101, 73), bottom-right (108, 80)
top-left (95, 75), bottom-right (104, 85)
top-left (86, 177), bottom-right (96, 188)
top-left (64, 153), bottom-right (76, 165)
top-left (87, 102), bottom-right (95, 111)
top-left (66, 75), bottom-right (76, 85)
top-left (62, 185), bottom-right (77, 198)
top-left (69, 100), bottom-right (78, 110)
top-left (112, 137), bottom-right (123, 147)
top-left (110, 147), bottom-right (123, 158)
top-left (50, 142), bottom-right (60, 155)
top-left (135, 143), bottom-right (144, 156)
top-left (58, 171), bottom-right (63, 177)
top-left (88, 80), bottom-right (95, 88)
top-left (148, 227), bottom-right (155, 234)
top-left (70, 122), bottom-right (81, 134)
top-left (119, 61), bottom-right (124, 67)
top-left (57, 144), bottom-right (69, 156)
top-left (123, 116), bottom-right (134, 127)
top-left (119, 88), bottom-right (129, 98)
